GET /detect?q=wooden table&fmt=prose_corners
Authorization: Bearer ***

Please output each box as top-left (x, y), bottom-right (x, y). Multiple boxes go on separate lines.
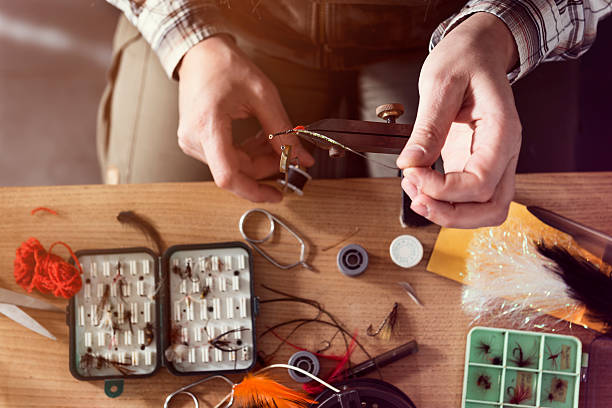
top-left (0, 173), bottom-right (610, 407)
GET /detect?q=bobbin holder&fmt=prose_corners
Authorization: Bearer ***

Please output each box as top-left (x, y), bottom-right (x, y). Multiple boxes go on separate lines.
top-left (66, 242), bottom-right (257, 383)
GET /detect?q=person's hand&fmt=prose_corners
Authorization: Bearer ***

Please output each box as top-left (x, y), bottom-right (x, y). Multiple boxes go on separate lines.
top-left (177, 35), bottom-right (314, 202)
top-left (397, 12), bottom-right (521, 228)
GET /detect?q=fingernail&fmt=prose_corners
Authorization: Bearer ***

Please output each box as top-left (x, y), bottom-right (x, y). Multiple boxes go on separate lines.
top-left (402, 178), bottom-right (417, 198)
top-left (411, 200), bottom-right (429, 217)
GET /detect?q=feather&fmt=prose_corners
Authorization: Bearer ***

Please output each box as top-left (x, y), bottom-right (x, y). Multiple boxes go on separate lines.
top-left (117, 211), bottom-right (165, 255)
top-left (233, 373), bottom-right (317, 408)
top-left (537, 242), bottom-right (612, 332)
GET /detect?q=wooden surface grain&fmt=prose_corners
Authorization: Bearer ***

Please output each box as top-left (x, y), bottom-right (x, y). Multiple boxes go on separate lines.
top-left (0, 172), bottom-right (610, 407)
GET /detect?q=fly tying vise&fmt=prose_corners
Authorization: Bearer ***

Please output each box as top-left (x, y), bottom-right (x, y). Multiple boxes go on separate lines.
top-left (163, 363), bottom-right (341, 408)
top-left (239, 208), bottom-right (314, 271)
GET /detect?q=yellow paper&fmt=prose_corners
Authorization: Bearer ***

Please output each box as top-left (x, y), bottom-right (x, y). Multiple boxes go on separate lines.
top-left (426, 202), bottom-right (606, 332)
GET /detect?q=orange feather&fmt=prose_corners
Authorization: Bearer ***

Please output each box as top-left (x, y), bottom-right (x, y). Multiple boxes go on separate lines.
top-left (233, 373), bottom-right (318, 407)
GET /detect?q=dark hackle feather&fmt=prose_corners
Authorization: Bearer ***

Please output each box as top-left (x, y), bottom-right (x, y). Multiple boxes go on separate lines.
top-left (117, 211), bottom-right (165, 255)
top-left (537, 242), bottom-right (612, 332)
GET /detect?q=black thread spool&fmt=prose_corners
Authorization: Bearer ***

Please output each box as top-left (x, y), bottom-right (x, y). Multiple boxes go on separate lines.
top-left (277, 165), bottom-right (312, 196)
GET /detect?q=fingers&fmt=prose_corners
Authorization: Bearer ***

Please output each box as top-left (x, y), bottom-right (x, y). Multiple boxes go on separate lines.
top-left (248, 80), bottom-right (315, 167)
top-left (403, 114), bottom-right (520, 203)
top-left (235, 149), bottom-right (280, 180)
top-left (397, 70), bottom-right (467, 169)
top-left (404, 155), bottom-right (518, 228)
top-left (200, 116), bottom-right (282, 203)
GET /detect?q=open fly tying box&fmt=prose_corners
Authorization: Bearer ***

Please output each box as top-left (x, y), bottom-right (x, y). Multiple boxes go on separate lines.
top-left (462, 327), bottom-right (582, 408)
top-left (462, 326), bottom-right (612, 408)
top-left (66, 242), bottom-right (256, 389)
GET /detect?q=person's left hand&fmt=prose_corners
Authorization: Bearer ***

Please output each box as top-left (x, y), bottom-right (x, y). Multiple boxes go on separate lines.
top-left (397, 13), bottom-right (521, 228)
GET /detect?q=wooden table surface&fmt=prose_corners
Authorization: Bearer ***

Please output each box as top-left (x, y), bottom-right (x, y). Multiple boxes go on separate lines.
top-left (0, 172), bottom-right (610, 407)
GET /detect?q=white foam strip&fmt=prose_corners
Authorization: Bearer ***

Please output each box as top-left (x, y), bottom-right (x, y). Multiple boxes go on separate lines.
top-left (226, 298), bottom-right (234, 319)
top-left (84, 332), bottom-right (92, 347)
top-left (213, 298), bottom-right (221, 320)
top-left (130, 303), bottom-right (138, 323)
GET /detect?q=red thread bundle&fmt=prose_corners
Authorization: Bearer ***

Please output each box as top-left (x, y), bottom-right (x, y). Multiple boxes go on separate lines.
top-left (14, 238), bottom-right (83, 299)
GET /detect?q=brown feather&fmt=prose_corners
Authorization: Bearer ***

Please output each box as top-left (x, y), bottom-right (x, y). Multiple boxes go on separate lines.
top-left (117, 210), bottom-right (165, 255)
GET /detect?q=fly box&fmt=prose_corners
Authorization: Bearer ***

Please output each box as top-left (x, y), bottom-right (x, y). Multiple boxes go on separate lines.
top-left (462, 326), bottom-right (612, 408)
top-left (462, 327), bottom-right (582, 408)
top-left (66, 242), bottom-right (256, 390)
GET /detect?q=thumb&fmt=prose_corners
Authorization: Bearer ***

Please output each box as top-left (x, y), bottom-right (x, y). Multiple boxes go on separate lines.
top-left (397, 74), bottom-right (466, 168)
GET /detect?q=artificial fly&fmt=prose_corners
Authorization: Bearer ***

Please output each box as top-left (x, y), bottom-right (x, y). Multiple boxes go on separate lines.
top-left (367, 302), bottom-right (399, 340)
top-left (546, 344), bottom-right (561, 370)
top-left (476, 339), bottom-right (502, 365)
top-left (476, 374), bottom-right (492, 390)
top-left (507, 384), bottom-right (531, 404)
top-left (509, 342), bottom-right (537, 368)
top-left (270, 127), bottom-right (398, 170)
top-left (80, 352), bottom-right (133, 376)
top-left (208, 327), bottom-right (249, 353)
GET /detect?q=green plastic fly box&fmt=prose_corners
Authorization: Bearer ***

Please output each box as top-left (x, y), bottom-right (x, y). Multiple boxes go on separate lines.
top-left (461, 326), bottom-right (612, 408)
top-left (66, 242), bottom-right (257, 395)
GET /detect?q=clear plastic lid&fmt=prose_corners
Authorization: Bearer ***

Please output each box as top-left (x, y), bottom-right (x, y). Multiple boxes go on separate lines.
top-left (586, 335), bottom-right (612, 408)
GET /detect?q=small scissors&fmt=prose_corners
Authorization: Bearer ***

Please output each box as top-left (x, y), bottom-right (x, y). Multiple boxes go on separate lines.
top-left (0, 287), bottom-right (62, 340)
top-left (239, 208), bottom-right (314, 271)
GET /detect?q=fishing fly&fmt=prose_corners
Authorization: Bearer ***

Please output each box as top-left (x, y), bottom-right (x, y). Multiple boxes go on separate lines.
top-left (80, 352), bottom-right (133, 376)
top-left (507, 384), bottom-right (531, 404)
top-left (367, 302), bottom-right (399, 340)
top-left (476, 374), bottom-right (492, 390)
top-left (509, 342), bottom-right (537, 368)
top-left (207, 327), bottom-right (249, 353)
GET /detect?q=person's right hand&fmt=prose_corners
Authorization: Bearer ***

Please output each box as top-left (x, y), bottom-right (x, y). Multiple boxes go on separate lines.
top-left (177, 35), bottom-right (314, 203)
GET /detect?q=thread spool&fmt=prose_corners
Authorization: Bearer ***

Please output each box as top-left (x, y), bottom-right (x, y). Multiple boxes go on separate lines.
top-left (277, 164), bottom-right (311, 196)
top-left (337, 244), bottom-right (368, 277)
top-left (389, 235), bottom-right (423, 268)
top-left (287, 351), bottom-right (320, 383)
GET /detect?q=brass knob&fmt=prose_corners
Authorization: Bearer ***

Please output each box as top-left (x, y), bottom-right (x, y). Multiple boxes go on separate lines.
top-left (376, 103), bottom-right (404, 123)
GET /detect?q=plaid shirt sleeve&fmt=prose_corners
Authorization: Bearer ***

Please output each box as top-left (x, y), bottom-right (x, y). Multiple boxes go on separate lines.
top-left (430, 0), bottom-right (612, 82)
top-left (106, 0), bottom-right (230, 79)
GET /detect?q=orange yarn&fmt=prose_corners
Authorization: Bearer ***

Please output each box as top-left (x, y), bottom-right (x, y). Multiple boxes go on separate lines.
top-left (30, 207), bottom-right (58, 216)
top-left (14, 238), bottom-right (83, 299)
